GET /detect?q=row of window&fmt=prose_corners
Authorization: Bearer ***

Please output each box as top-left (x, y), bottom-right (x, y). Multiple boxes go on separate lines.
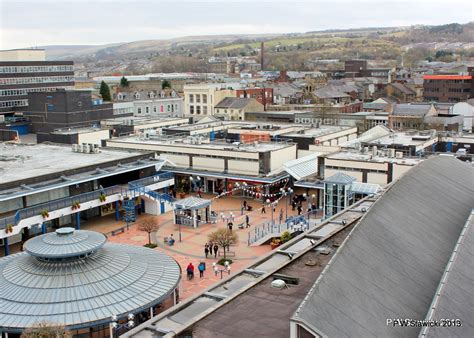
top-left (325, 165), bottom-right (387, 174)
top-left (189, 105), bottom-right (208, 114)
top-left (137, 104), bottom-right (179, 114)
top-left (448, 88), bottom-right (471, 93)
top-left (0, 99), bottom-right (28, 108)
top-left (0, 86), bottom-right (72, 97)
top-left (425, 79), bottom-right (469, 84)
top-left (188, 94), bottom-right (208, 104)
top-left (0, 76), bottom-right (74, 85)
top-left (113, 107), bottom-right (134, 115)
top-left (0, 65), bottom-right (73, 74)
top-left (424, 87), bottom-right (440, 92)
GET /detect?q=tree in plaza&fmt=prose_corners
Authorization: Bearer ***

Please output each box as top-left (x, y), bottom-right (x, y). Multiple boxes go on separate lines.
top-left (99, 80), bottom-right (112, 101)
top-left (161, 80), bottom-right (171, 90)
top-left (21, 321), bottom-right (71, 338)
top-left (208, 228), bottom-right (238, 260)
top-left (120, 76), bottom-right (129, 88)
top-left (138, 219), bottom-right (160, 246)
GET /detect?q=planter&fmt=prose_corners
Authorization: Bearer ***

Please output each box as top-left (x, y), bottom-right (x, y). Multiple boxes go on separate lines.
top-left (5, 224), bottom-right (14, 234)
top-left (71, 202), bottom-right (81, 210)
top-left (40, 210), bottom-right (50, 219)
top-left (270, 241), bottom-right (281, 250)
top-left (99, 194), bottom-right (106, 202)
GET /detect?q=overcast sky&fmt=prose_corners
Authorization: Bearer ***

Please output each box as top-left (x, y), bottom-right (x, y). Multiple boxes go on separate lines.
top-left (0, 0), bottom-right (472, 49)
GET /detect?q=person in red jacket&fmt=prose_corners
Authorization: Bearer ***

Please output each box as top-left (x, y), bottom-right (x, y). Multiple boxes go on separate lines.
top-left (186, 262), bottom-right (195, 280)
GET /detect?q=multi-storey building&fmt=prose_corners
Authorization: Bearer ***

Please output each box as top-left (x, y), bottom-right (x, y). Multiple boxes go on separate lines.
top-left (114, 89), bottom-right (184, 117)
top-left (423, 73), bottom-right (474, 103)
top-left (0, 49), bottom-right (74, 115)
top-left (183, 83), bottom-right (239, 118)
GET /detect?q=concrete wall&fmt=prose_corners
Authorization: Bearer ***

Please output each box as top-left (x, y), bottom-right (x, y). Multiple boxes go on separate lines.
top-left (77, 130), bottom-right (110, 145)
top-left (270, 144), bottom-right (297, 171)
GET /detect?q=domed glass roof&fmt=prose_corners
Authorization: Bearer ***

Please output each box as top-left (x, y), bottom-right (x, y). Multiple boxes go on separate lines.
top-left (0, 228), bottom-right (181, 331)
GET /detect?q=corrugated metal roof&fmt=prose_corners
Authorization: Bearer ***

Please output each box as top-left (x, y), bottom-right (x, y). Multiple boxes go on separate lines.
top-left (283, 153), bottom-right (319, 181)
top-left (292, 156), bottom-right (474, 337)
top-left (174, 196), bottom-right (212, 210)
top-left (351, 182), bottom-right (381, 195)
top-left (0, 230), bottom-right (181, 331)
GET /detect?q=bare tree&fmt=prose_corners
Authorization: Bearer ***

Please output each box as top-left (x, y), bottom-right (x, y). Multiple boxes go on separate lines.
top-left (208, 229), bottom-right (238, 260)
top-left (21, 321), bottom-right (71, 338)
top-left (138, 220), bottom-right (160, 245)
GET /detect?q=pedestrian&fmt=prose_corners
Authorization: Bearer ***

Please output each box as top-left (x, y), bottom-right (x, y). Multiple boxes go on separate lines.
top-left (243, 200), bottom-right (247, 210)
top-left (213, 244), bottom-right (218, 258)
top-left (245, 214), bottom-right (250, 228)
top-left (197, 187), bottom-right (202, 198)
top-left (228, 221), bottom-right (233, 232)
top-left (186, 262), bottom-right (194, 280)
top-left (261, 204), bottom-right (266, 214)
top-left (297, 205), bottom-right (302, 215)
top-left (204, 244), bottom-right (209, 258)
top-left (172, 189), bottom-right (177, 198)
top-left (279, 209), bottom-right (283, 224)
top-left (198, 262), bottom-right (205, 278)
top-left (292, 201), bottom-right (296, 211)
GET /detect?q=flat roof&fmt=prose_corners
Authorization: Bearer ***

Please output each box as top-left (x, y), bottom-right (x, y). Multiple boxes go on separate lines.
top-left (101, 116), bottom-right (188, 126)
top-left (0, 143), bottom-right (146, 186)
top-left (51, 127), bottom-right (106, 135)
top-left (327, 150), bottom-right (421, 165)
top-left (108, 135), bottom-right (293, 152)
top-left (281, 125), bottom-right (354, 138)
top-left (368, 131), bottom-right (436, 147)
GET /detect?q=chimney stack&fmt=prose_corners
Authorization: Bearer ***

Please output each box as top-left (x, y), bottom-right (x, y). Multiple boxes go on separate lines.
top-left (260, 42), bottom-right (264, 71)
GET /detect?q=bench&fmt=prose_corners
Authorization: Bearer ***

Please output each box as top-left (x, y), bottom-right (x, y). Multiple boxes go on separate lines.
top-left (111, 227), bottom-right (125, 236)
top-left (218, 249), bottom-right (235, 257)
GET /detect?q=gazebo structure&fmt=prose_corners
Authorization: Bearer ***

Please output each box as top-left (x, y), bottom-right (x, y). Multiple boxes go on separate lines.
top-left (173, 196), bottom-right (212, 228)
top-left (0, 227), bottom-right (181, 337)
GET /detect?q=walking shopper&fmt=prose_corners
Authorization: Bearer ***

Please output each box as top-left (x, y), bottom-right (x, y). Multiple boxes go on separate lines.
top-left (198, 262), bottom-right (205, 278)
top-left (228, 221), bottom-right (233, 232)
top-left (204, 244), bottom-right (209, 258)
top-left (213, 244), bottom-right (218, 258)
top-left (186, 262), bottom-right (195, 280)
top-left (261, 204), bottom-right (266, 214)
top-left (279, 209), bottom-right (284, 223)
top-left (245, 214), bottom-right (250, 228)
top-left (297, 205), bottom-right (302, 215)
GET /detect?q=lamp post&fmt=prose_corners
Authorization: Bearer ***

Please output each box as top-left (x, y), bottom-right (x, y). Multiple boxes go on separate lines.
top-left (110, 314), bottom-right (135, 338)
top-left (189, 176), bottom-right (193, 193)
top-left (213, 261), bottom-right (231, 279)
top-left (286, 188), bottom-right (293, 220)
top-left (266, 198), bottom-right (274, 225)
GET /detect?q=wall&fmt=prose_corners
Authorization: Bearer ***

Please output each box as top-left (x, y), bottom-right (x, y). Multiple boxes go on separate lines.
top-left (228, 160), bottom-right (259, 175)
top-left (270, 144), bottom-right (297, 171)
top-left (77, 129), bottom-right (110, 145)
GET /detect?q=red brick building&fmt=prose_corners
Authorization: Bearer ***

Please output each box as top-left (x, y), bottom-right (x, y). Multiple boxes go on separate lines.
top-left (423, 73), bottom-right (473, 103)
top-left (236, 87), bottom-right (273, 108)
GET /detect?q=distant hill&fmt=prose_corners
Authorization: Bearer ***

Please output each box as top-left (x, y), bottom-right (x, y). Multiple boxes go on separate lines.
top-left (36, 22), bottom-right (473, 73)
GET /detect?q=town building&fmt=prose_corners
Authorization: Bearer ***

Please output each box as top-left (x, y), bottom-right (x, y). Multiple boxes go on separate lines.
top-left (423, 73), bottom-right (474, 103)
top-left (386, 82), bottom-right (417, 102)
top-left (23, 89), bottom-right (114, 142)
top-left (114, 89), bottom-right (184, 118)
top-left (183, 83), bottom-right (239, 118)
top-left (214, 97), bottom-right (264, 120)
top-left (235, 87), bottom-right (273, 107)
top-left (0, 143), bottom-right (174, 255)
top-left (101, 116), bottom-right (189, 137)
top-left (0, 49), bottom-right (74, 116)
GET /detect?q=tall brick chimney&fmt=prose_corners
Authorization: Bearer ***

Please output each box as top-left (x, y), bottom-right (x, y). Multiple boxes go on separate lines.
top-left (260, 42), bottom-right (264, 71)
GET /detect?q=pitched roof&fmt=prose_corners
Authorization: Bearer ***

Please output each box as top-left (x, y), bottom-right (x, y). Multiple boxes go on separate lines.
top-left (174, 196), bottom-right (212, 210)
top-left (214, 97), bottom-right (257, 109)
top-left (324, 172), bottom-right (356, 184)
top-left (292, 156), bottom-right (474, 337)
top-left (390, 82), bottom-right (416, 95)
top-left (392, 103), bottom-right (432, 116)
top-left (283, 153), bottom-right (319, 181)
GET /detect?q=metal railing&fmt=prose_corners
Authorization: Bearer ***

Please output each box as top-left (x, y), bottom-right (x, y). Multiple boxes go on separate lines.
top-left (0, 185), bottom-right (125, 230)
top-left (247, 213), bottom-right (312, 245)
top-left (0, 172), bottom-right (175, 230)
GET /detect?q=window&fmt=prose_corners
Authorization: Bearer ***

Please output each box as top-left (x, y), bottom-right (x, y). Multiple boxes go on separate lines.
top-left (153, 106), bottom-right (157, 113)
top-left (146, 106), bottom-right (149, 114)
top-left (167, 105), bottom-right (171, 112)
top-left (160, 105), bottom-right (164, 113)
top-left (196, 106), bottom-right (201, 114)
top-left (190, 106), bottom-right (194, 114)
top-left (203, 106), bottom-right (208, 114)
top-left (0, 75), bottom-right (74, 85)
top-left (77, 101), bottom-right (82, 107)
top-left (196, 95), bottom-right (201, 103)
top-left (202, 94), bottom-right (207, 103)
top-left (137, 107), bottom-right (142, 114)
top-left (189, 94), bottom-right (194, 103)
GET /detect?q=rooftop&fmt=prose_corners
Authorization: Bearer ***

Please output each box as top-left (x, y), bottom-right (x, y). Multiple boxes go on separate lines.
top-left (215, 97), bottom-right (258, 109)
top-left (0, 228), bottom-right (181, 332)
top-left (0, 143), bottom-right (149, 189)
top-left (367, 130), bottom-right (437, 147)
top-left (107, 134), bottom-right (293, 153)
top-left (281, 125), bottom-right (355, 138)
top-left (326, 150), bottom-right (422, 165)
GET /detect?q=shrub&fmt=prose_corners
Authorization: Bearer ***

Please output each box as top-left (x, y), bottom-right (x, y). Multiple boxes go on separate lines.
top-left (6, 224), bottom-right (14, 233)
top-left (144, 243), bottom-right (158, 249)
top-left (99, 194), bottom-right (106, 202)
top-left (217, 258), bottom-right (232, 266)
top-left (280, 231), bottom-right (292, 243)
top-left (40, 210), bottom-right (49, 218)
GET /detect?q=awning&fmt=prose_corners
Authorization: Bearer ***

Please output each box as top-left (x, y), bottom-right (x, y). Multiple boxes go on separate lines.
top-left (351, 182), bottom-right (381, 195)
top-left (283, 153), bottom-right (319, 181)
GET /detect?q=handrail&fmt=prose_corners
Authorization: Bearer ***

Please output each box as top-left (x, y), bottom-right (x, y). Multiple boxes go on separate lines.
top-left (0, 172), bottom-right (175, 230)
top-left (247, 213), bottom-right (313, 245)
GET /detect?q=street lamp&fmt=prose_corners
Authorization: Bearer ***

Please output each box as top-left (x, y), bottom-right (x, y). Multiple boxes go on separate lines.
top-left (286, 188), bottom-right (293, 220)
top-left (213, 261), bottom-right (231, 279)
top-left (266, 198), bottom-right (274, 225)
top-left (110, 313), bottom-right (135, 337)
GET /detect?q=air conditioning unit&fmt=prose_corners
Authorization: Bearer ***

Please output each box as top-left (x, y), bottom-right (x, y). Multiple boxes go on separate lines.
top-left (395, 151), bottom-right (403, 159)
top-left (72, 144), bottom-right (78, 152)
top-left (77, 144), bottom-right (83, 153)
top-left (388, 149), bottom-right (396, 158)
